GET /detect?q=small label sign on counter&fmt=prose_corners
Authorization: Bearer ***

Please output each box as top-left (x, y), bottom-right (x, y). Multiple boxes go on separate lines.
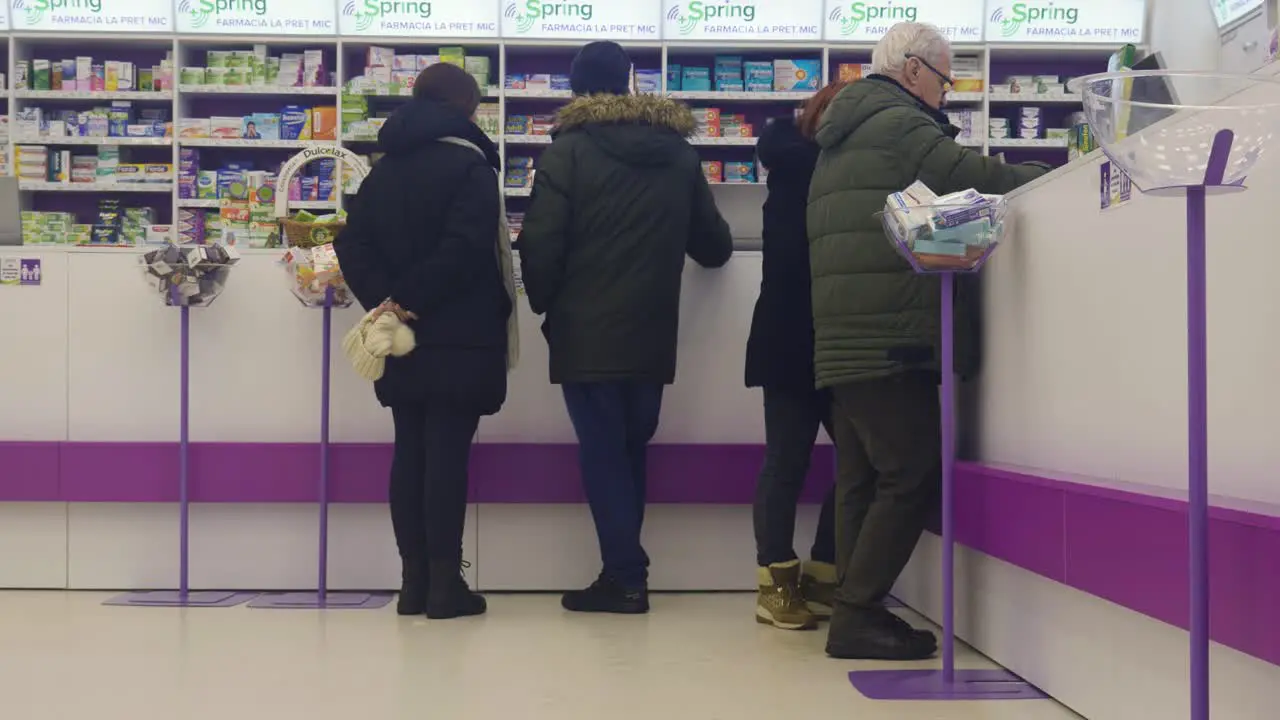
top-left (1, 258), bottom-right (41, 287)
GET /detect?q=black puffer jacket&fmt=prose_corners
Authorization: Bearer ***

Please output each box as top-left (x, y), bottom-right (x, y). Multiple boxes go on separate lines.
top-left (518, 94), bottom-right (733, 385)
top-left (335, 99), bottom-right (510, 414)
top-left (745, 116), bottom-right (820, 391)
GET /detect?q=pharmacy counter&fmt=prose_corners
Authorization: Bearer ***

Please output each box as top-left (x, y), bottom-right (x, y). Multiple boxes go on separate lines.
top-left (0, 246), bottom-right (830, 593)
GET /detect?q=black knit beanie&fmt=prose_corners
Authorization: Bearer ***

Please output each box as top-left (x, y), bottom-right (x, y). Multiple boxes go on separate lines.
top-left (569, 41), bottom-right (631, 96)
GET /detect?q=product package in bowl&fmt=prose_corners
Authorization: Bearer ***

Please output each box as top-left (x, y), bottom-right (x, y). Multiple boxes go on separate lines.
top-left (140, 242), bottom-right (239, 307)
top-left (280, 208), bottom-right (346, 249)
top-left (281, 242), bottom-right (353, 308)
top-left (879, 181), bottom-right (1005, 272)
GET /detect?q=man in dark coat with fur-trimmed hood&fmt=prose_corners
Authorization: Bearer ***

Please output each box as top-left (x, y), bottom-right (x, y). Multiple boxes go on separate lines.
top-left (519, 40), bottom-right (733, 615)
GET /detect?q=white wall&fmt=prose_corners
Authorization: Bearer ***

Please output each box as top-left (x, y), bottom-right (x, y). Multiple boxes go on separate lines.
top-left (1148, 0), bottom-right (1224, 72)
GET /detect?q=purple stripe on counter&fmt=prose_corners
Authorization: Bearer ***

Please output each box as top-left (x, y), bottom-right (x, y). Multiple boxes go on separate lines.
top-left (1, 441), bottom-right (834, 504)
top-left (955, 463), bottom-right (1280, 668)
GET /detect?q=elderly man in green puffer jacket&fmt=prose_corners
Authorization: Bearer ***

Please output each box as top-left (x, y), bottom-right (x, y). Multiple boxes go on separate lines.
top-left (807, 21), bottom-right (1048, 662)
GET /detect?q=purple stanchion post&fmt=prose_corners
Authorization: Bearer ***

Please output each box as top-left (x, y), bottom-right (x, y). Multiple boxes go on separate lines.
top-left (248, 282), bottom-right (392, 610)
top-left (103, 285), bottom-right (256, 607)
top-left (179, 299), bottom-right (190, 598)
top-left (940, 272), bottom-right (956, 683)
top-left (848, 226), bottom-right (1045, 701)
top-left (318, 285), bottom-right (334, 606)
top-left (1187, 186), bottom-right (1210, 720)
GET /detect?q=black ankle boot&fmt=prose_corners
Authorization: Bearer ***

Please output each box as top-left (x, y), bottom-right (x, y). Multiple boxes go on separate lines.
top-left (396, 560), bottom-right (428, 616)
top-left (425, 560), bottom-right (486, 619)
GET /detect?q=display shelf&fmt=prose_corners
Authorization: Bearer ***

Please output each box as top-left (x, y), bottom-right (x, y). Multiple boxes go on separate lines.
top-left (668, 91), bottom-right (814, 102)
top-left (177, 85), bottom-right (339, 96)
top-left (988, 138), bottom-right (1069, 149)
top-left (504, 135), bottom-right (553, 145)
top-left (19, 181), bottom-right (175, 193)
top-left (177, 199), bottom-right (336, 210)
top-left (505, 89), bottom-right (573, 99)
top-left (12, 135), bottom-right (172, 146)
top-left (15, 90), bottom-right (174, 101)
top-left (945, 92), bottom-right (985, 103)
top-left (690, 137), bottom-right (758, 146)
top-left (504, 187), bottom-right (532, 197)
top-left (178, 139), bottom-right (338, 149)
top-left (709, 182), bottom-right (764, 187)
top-left (988, 92), bottom-right (1083, 104)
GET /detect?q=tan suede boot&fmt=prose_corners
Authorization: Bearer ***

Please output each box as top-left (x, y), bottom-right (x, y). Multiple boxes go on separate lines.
top-left (756, 561), bottom-right (818, 630)
top-left (802, 560), bottom-right (837, 619)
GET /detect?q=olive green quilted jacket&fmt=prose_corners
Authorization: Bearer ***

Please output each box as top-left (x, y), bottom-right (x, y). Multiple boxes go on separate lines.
top-left (807, 77), bottom-right (1047, 387)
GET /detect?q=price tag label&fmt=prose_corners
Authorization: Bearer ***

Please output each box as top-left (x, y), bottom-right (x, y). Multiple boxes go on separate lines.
top-left (10, 0), bottom-right (172, 32)
top-left (175, 0), bottom-right (337, 35)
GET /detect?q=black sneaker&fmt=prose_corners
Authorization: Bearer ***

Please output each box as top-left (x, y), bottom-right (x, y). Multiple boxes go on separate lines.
top-left (561, 575), bottom-right (649, 614)
top-left (825, 602), bottom-right (937, 660)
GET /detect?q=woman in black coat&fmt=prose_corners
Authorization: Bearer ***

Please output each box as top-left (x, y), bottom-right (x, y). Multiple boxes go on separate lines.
top-left (335, 63), bottom-right (511, 620)
top-left (747, 84), bottom-right (847, 631)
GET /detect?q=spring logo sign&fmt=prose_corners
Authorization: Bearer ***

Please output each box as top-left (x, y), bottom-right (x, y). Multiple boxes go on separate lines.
top-left (828, 1), bottom-right (917, 37)
top-left (505, 1), bottom-right (594, 33)
top-left (667, 1), bottom-right (756, 35)
top-left (343, 0), bottom-right (431, 32)
top-left (13, 0), bottom-right (104, 25)
top-left (990, 2), bottom-right (1079, 38)
top-left (181, 0), bottom-right (268, 29)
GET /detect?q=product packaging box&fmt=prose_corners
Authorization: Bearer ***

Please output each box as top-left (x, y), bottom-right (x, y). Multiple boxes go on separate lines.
top-left (635, 69), bottom-right (662, 94)
top-left (774, 60), bottom-right (820, 91)
top-left (279, 105), bottom-right (311, 140)
top-left (700, 161), bottom-right (723, 183)
top-left (724, 162), bottom-right (755, 183)
top-left (744, 61), bottom-right (773, 92)
top-left (681, 66), bottom-right (712, 92)
top-left (311, 107), bottom-right (337, 141)
top-left (439, 47), bottom-right (465, 69)
top-left (667, 64), bottom-right (682, 91)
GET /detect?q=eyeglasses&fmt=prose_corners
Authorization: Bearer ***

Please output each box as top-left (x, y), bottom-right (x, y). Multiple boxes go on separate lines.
top-left (905, 53), bottom-right (952, 93)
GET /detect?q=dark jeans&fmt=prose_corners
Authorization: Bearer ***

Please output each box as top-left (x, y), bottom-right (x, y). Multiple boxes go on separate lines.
top-left (753, 386), bottom-right (836, 567)
top-left (389, 405), bottom-right (481, 566)
top-left (562, 381), bottom-right (664, 588)
top-left (829, 374), bottom-right (941, 607)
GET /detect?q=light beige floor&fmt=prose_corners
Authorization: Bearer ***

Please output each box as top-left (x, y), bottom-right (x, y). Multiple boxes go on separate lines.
top-left (0, 592), bottom-right (1082, 720)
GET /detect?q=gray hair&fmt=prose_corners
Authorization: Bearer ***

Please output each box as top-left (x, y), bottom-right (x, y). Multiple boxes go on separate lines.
top-left (870, 22), bottom-right (952, 79)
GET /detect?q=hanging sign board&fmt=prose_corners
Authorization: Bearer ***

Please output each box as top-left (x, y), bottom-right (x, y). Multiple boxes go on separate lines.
top-left (10, 0), bottom-right (171, 32)
top-left (339, 0), bottom-right (498, 37)
top-left (500, 0), bottom-right (660, 40)
top-left (663, 0), bottom-right (823, 41)
top-left (825, 0), bottom-right (983, 42)
top-left (0, 2), bottom-right (9, 28)
top-left (984, 0), bottom-right (1145, 43)
top-left (175, 0), bottom-right (336, 35)
top-left (1211, 0), bottom-right (1264, 30)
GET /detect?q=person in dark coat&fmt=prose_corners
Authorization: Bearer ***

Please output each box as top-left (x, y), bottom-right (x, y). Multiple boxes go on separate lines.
top-left (746, 83), bottom-right (848, 632)
top-left (335, 63), bottom-right (512, 620)
top-left (519, 41), bottom-right (733, 614)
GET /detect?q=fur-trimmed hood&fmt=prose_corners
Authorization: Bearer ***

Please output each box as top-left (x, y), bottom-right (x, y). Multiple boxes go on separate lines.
top-left (553, 94), bottom-right (697, 169)
top-left (556, 94), bottom-right (696, 136)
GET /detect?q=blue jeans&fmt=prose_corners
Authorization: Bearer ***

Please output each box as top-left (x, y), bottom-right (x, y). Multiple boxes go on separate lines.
top-left (562, 381), bottom-right (664, 588)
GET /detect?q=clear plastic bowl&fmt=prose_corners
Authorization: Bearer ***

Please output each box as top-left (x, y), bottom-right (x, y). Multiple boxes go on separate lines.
top-left (878, 199), bottom-right (1008, 274)
top-left (1070, 70), bottom-right (1280, 193)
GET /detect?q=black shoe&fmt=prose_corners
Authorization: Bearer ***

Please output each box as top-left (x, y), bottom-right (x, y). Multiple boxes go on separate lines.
top-left (425, 560), bottom-right (487, 619)
top-left (396, 560), bottom-right (427, 616)
top-left (825, 602), bottom-right (937, 660)
top-left (561, 575), bottom-right (649, 614)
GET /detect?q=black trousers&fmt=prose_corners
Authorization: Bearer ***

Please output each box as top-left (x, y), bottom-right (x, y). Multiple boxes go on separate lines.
top-left (753, 386), bottom-right (836, 567)
top-left (829, 374), bottom-right (941, 607)
top-left (389, 405), bottom-right (481, 566)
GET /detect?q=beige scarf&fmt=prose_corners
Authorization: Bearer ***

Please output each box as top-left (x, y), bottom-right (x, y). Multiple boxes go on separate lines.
top-left (438, 136), bottom-right (520, 370)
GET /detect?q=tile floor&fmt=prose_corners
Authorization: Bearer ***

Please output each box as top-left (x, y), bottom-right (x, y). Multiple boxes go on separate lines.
top-left (0, 592), bottom-right (1083, 720)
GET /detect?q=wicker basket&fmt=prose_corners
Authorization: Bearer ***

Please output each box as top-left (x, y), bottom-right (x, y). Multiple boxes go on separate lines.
top-left (280, 218), bottom-right (346, 249)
